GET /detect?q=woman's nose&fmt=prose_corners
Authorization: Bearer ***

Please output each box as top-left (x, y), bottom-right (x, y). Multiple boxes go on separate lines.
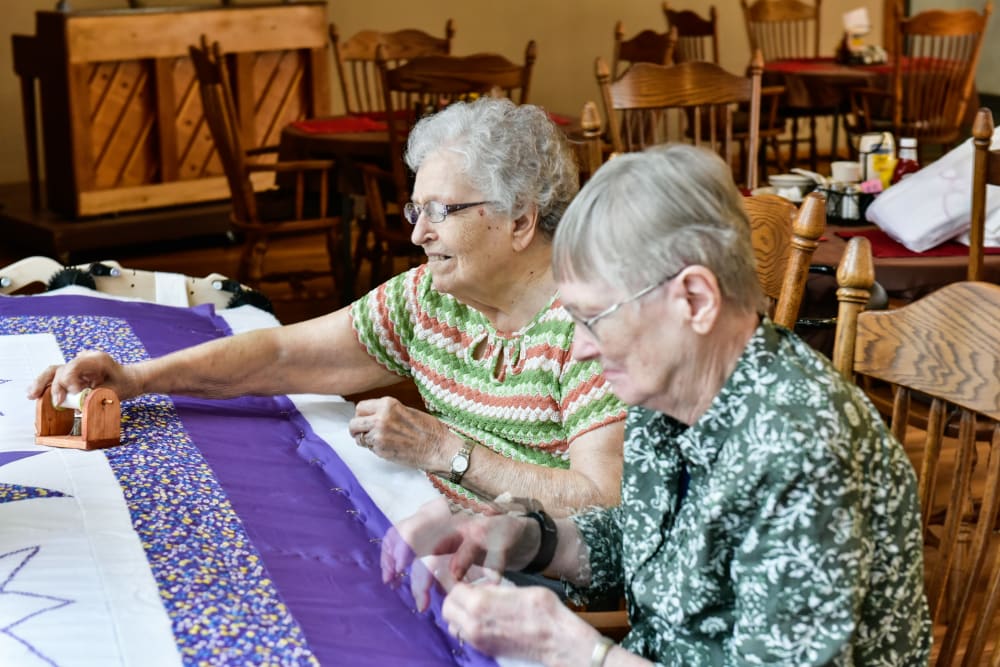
top-left (570, 329), bottom-right (600, 361)
top-left (410, 213), bottom-right (434, 245)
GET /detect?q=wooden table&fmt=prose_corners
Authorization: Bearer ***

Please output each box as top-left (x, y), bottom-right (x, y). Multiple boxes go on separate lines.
top-left (764, 58), bottom-right (891, 159)
top-left (799, 223), bottom-right (1000, 356)
top-left (812, 224), bottom-right (1000, 301)
top-left (797, 225), bottom-right (1000, 356)
top-left (765, 57), bottom-right (982, 160)
top-left (765, 58), bottom-right (890, 111)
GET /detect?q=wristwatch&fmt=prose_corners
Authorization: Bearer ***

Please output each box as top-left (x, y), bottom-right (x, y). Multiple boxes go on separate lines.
top-left (449, 440), bottom-right (475, 484)
top-left (521, 509), bottom-right (558, 574)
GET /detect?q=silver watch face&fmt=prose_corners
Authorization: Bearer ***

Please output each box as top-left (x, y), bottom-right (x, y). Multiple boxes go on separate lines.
top-left (451, 453), bottom-right (469, 473)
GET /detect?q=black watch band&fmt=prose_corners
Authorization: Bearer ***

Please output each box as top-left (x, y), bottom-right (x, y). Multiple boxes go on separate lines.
top-left (521, 509), bottom-right (558, 574)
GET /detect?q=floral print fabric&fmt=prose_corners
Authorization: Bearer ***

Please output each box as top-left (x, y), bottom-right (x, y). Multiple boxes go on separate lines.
top-left (569, 320), bottom-right (931, 665)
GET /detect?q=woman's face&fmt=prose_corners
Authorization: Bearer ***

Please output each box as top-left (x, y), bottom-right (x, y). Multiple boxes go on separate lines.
top-left (559, 275), bottom-right (687, 411)
top-left (410, 150), bottom-right (515, 303)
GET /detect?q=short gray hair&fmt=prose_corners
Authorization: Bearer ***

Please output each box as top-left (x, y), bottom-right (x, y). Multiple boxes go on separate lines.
top-left (405, 97), bottom-right (578, 236)
top-left (553, 144), bottom-right (765, 312)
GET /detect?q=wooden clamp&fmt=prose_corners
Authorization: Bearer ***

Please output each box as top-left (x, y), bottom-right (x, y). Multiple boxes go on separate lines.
top-left (35, 386), bottom-right (121, 450)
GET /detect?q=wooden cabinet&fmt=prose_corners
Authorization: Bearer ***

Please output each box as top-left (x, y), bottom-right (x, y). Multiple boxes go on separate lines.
top-left (13, 3), bottom-right (331, 218)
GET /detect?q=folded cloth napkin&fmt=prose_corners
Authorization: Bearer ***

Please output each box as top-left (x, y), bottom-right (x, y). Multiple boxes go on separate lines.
top-left (864, 125), bottom-right (1000, 252)
top-left (289, 116), bottom-right (387, 134)
top-left (836, 228), bottom-right (1000, 258)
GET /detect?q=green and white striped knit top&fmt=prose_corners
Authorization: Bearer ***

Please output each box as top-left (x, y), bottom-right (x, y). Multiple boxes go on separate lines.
top-left (350, 265), bottom-right (626, 504)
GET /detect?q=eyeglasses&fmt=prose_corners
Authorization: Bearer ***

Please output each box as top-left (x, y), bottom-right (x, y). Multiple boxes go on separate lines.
top-left (403, 200), bottom-right (493, 225)
top-left (569, 268), bottom-right (685, 341)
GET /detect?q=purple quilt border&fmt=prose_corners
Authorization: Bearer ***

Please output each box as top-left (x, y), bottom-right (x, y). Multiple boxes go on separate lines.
top-left (0, 294), bottom-right (496, 667)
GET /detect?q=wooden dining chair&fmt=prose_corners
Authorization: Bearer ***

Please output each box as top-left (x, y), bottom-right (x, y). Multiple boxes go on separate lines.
top-left (661, 2), bottom-right (718, 64)
top-left (745, 191), bottom-right (826, 328)
top-left (611, 21), bottom-right (677, 79)
top-left (741, 0), bottom-right (821, 61)
top-left (832, 237), bottom-right (1000, 666)
top-left (567, 101), bottom-right (605, 185)
top-left (850, 3), bottom-right (992, 161)
top-left (355, 43), bottom-right (538, 286)
top-left (662, 2), bottom-right (785, 174)
top-left (330, 20), bottom-right (455, 115)
top-left (740, 0), bottom-right (829, 171)
top-left (971, 107), bottom-right (1000, 283)
top-left (189, 38), bottom-right (341, 301)
top-left (596, 50), bottom-right (766, 190)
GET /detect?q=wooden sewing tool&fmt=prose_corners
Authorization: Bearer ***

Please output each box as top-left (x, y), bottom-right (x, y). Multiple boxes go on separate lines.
top-left (35, 386), bottom-right (121, 450)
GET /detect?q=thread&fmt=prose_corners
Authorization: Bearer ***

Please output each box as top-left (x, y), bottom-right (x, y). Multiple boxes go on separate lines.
top-left (56, 388), bottom-right (92, 411)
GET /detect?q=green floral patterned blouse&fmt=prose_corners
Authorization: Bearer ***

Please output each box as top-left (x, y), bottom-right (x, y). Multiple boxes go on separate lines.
top-left (569, 320), bottom-right (931, 665)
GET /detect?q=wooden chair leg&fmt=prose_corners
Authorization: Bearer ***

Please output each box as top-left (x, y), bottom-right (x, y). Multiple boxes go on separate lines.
top-left (240, 235), bottom-right (268, 290)
top-left (370, 243), bottom-right (384, 290)
top-left (808, 115), bottom-right (818, 172)
top-left (789, 117), bottom-right (799, 168)
top-left (831, 111), bottom-right (842, 161)
top-left (353, 220), bottom-right (371, 280)
top-left (325, 226), bottom-right (341, 295)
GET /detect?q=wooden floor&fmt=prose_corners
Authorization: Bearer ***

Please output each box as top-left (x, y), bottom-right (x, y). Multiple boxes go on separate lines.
top-left (908, 426), bottom-right (1000, 666)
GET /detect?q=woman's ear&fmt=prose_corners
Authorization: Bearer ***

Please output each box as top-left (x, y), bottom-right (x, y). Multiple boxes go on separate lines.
top-left (511, 204), bottom-right (540, 252)
top-left (677, 267), bottom-right (722, 335)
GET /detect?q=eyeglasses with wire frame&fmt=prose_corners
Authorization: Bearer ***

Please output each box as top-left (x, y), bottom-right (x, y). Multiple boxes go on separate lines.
top-left (570, 268), bottom-right (685, 340)
top-left (403, 200), bottom-right (493, 225)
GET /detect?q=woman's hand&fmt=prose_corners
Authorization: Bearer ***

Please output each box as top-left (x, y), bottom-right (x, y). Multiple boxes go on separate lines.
top-left (27, 351), bottom-right (142, 405)
top-left (381, 498), bottom-right (539, 611)
top-left (348, 396), bottom-right (459, 471)
top-left (443, 583), bottom-right (602, 667)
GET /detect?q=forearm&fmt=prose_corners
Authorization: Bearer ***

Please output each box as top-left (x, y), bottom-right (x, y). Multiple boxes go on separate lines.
top-left (130, 310), bottom-right (396, 400)
top-left (449, 422), bottom-right (624, 516)
top-left (459, 446), bottom-right (618, 516)
top-left (131, 328), bottom-right (288, 399)
top-left (500, 514), bottom-right (591, 586)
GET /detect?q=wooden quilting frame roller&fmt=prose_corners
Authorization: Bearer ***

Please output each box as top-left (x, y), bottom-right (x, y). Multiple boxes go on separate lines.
top-left (35, 386), bottom-right (121, 450)
top-left (0, 256), bottom-right (241, 308)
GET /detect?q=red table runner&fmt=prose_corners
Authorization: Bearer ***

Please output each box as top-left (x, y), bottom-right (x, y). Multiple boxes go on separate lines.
top-left (290, 116), bottom-right (388, 134)
top-left (836, 228), bottom-right (1000, 258)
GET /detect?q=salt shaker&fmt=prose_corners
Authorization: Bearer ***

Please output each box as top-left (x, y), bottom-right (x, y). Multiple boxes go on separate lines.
top-left (840, 185), bottom-right (861, 221)
top-left (826, 182), bottom-right (844, 220)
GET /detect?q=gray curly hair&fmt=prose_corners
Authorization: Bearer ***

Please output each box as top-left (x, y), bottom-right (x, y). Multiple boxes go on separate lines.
top-left (553, 143), bottom-right (766, 313)
top-left (405, 97), bottom-right (579, 237)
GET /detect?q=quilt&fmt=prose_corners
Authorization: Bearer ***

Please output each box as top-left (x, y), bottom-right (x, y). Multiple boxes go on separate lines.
top-left (0, 293), bottom-right (496, 667)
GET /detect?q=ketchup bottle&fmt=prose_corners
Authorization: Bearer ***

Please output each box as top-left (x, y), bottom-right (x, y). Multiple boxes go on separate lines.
top-left (891, 137), bottom-right (920, 184)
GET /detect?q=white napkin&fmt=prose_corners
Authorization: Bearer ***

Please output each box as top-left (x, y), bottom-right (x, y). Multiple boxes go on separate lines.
top-left (864, 126), bottom-right (1000, 252)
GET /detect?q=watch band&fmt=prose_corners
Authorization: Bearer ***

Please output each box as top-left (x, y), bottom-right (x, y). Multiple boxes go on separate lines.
top-left (520, 509), bottom-right (558, 574)
top-left (448, 440), bottom-right (475, 484)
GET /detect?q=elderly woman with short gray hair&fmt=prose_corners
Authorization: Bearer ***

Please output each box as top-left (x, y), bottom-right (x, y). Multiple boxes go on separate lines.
top-left (32, 97), bottom-right (626, 514)
top-left (385, 144), bottom-right (931, 666)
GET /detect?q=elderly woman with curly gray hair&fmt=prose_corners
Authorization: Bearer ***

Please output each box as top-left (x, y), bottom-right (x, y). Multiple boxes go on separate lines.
top-left (31, 97), bottom-right (626, 515)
